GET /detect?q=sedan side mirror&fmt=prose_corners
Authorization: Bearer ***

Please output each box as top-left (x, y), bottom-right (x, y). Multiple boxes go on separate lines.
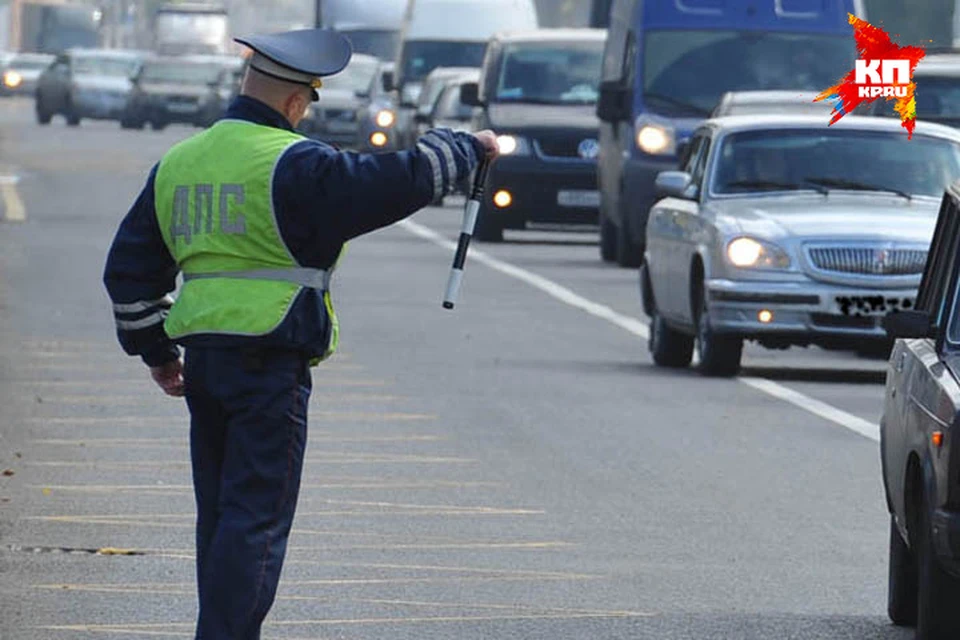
top-left (414, 112), bottom-right (430, 124)
top-left (883, 310), bottom-right (935, 339)
top-left (597, 80), bottom-right (632, 122)
top-left (655, 171), bottom-right (696, 200)
top-left (382, 70), bottom-right (395, 93)
top-left (460, 82), bottom-right (482, 108)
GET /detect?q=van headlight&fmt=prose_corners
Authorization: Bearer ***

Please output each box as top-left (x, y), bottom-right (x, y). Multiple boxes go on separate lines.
top-left (496, 134), bottom-right (531, 156)
top-left (636, 123), bottom-right (675, 156)
top-left (727, 237), bottom-right (791, 269)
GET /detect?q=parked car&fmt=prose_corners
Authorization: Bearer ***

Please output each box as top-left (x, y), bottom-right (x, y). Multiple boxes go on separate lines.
top-left (871, 51), bottom-right (960, 127)
top-left (414, 66), bottom-right (480, 135)
top-left (122, 56), bottom-right (237, 130)
top-left (1, 53), bottom-right (54, 97)
top-left (299, 53), bottom-right (380, 148)
top-left (464, 28), bottom-right (606, 241)
top-left (596, 0), bottom-right (864, 267)
top-left (641, 115), bottom-right (960, 377)
top-left (429, 71), bottom-right (479, 130)
top-left (358, 61), bottom-right (399, 152)
top-left (35, 49), bottom-right (144, 126)
top-left (881, 184), bottom-right (960, 640)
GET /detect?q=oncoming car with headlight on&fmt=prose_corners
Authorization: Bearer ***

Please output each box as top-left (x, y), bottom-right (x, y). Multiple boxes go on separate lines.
top-left (1, 53), bottom-right (53, 97)
top-left (462, 29), bottom-right (606, 242)
top-left (641, 115), bottom-right (960, 377)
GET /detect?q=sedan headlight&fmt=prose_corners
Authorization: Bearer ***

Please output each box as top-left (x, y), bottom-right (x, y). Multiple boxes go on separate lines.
top-left (3, 70), bottom-right (22, 88)
top-left (636, 123), bottom-right (676, 156)
top-left (727, 237), bottom-right (791, 269)
top-left (496, 135), bottom-right (531, 156)
top-left (375, 109), bottom-right (396, 128)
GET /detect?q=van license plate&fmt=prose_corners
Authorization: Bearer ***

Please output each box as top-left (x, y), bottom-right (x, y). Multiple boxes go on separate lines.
top-left (557, 190), bottom-right (600, 208)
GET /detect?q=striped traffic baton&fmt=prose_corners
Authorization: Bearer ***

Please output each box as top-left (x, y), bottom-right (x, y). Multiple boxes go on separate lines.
top-left (442, 158), bottom-right (492, 310)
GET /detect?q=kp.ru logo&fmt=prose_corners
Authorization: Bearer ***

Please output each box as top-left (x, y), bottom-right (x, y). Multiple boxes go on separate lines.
top-left (854, 59), bottom-right (910, 98)
top-left (815, 14), bottom-right (926, 137)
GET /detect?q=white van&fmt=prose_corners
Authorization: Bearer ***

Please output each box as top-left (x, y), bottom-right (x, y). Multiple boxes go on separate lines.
top-left (393, 0), bottom-right (538, 140)
top-left (321, 0), bottom-right (407, 60)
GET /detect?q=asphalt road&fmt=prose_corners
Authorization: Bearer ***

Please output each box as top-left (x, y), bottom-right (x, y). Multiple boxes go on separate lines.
top-left (0, 97), bottom-right (909, 640)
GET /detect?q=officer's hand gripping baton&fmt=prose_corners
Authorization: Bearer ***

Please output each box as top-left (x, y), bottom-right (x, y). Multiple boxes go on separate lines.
top-left (442, 158), bottom-right (492, 310)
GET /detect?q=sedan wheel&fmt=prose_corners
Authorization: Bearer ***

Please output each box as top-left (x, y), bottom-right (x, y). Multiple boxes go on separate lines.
top-left (648, 311), bottom-right (693, 369)
top-left (695, 284), bottom-right (743, 378)
top-left (888, 515), bottom-right (917, 626)
top-left (916, 488), bottom-right (960, 639)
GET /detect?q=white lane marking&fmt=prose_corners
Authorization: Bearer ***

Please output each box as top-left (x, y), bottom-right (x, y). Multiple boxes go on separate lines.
top-left (399, 218), bottom-right (881, 443)
top-left (0, 174), bottom-right (25, 222)
top-left (739, 377), bottom-right (879, 441)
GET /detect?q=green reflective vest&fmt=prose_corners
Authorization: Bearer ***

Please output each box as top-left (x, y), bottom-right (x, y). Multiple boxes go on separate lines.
top-left (155, 119), bottom-right (340, 360)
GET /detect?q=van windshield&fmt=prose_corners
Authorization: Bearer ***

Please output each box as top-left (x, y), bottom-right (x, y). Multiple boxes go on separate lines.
top-left (494, 41), bottom-right (604, 105)
top-left (643, 31), bottom-right (855, 116)
top-left (401, 41), bottom-right (487, 83)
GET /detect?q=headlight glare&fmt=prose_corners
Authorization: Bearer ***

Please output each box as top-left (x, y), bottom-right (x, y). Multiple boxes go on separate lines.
top-left (496, 135), bottom-right (530, 156)
top-left (727, 237), bottom-right (790, 269)
top-left (636, 124), bottom-right (675, 155)
top-left (4, 70), bottom-right (22, 88)
top-left (375, 109), bottom-right (396, 128)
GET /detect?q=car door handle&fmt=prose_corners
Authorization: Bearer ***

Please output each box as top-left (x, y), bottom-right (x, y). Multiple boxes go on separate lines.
top-left (896, 352), bottom-right (906, 373)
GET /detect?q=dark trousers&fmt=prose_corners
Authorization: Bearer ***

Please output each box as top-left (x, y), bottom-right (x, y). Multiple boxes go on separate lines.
top-left (183, 347), bottom-right (312, 640)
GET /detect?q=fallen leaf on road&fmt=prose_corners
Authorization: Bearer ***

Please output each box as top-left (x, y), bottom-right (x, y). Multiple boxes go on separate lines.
top-left (97, 547), bottom-right (138, 556)
top-left (41, 488), bottom-right (51, 496)
top-left (1, 469), bottom-right (13, 477)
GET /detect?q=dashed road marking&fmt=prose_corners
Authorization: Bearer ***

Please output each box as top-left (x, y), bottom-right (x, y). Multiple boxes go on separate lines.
top-left (0, 174), bottom-right (25, 222)
top-left (399, 218), bottom-right (881, 443)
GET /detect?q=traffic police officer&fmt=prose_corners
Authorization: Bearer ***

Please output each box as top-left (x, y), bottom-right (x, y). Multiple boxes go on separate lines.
top-left (103, 28), bottom-right (498, 640)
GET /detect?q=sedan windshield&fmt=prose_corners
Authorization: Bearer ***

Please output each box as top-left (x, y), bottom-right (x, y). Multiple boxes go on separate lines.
top-left (140, 62), bottom-right (222, 85)
top-left (494, 41), bottom-right (604, 105)
top-left (713, 129), bottom-right (960, 199)
top-left (73, 56), bottom-right (139, 77)
top-left (643, 30), bottom-right (855, 115)
top-left (873, 75), bottom-right (960, 125)
top-left (401, 41), bottom-right (487, 83)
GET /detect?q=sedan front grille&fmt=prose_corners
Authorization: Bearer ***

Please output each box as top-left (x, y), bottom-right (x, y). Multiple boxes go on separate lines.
top-left (807, 246), bottom-right (927, 276)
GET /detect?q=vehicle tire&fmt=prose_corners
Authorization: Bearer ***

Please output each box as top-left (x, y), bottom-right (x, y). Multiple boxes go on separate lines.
top-left (35, 102), bottom-right (52, 125)
top-left (694, 279), bottom-right (743, 377)
top-left (916, 487), bottom-right (960, 639)
top-left (66, 110), bottom-right (81, 127)
top-left (649, 311), bottom-right (694, 369)
top-left (615, 209), bottom-right (643, 268)
top-left (888, 516), bottom-right (918, 627)
top-left (151, 120), bottom-right (167, 131)
top-left (474, 204), bottom-right (504, 243)
top-left (599, 210), bottom-right (617, 263)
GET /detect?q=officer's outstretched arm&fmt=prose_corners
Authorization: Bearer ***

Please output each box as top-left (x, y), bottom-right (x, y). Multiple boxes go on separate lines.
top-left (280, 129), bottom-right (484, 242)
top-left (103, 166), bottom-right (181, 367)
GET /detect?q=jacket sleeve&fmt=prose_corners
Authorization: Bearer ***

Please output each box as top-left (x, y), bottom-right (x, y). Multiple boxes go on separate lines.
top-left (103, 165), bottom-right (181, 367)
top-left (278, 128), bottom-right (483, 241)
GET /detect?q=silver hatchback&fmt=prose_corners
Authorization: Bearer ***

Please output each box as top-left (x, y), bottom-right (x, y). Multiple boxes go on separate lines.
top-left (641, 115), bottom-right (960, 376)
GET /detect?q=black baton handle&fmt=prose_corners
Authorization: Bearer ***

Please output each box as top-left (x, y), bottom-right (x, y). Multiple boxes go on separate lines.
top-left (443, 159), bottom-right (492, 310)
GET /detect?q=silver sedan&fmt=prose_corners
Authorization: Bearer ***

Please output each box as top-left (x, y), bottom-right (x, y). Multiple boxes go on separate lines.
top-left (641, 115), bottom-right (960, 376)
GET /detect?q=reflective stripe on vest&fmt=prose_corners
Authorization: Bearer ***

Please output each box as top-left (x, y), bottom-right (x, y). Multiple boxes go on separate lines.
top-left (154, 120), bottom-right (341, 360)
top-left (183, 268), bottom-right (331, 290)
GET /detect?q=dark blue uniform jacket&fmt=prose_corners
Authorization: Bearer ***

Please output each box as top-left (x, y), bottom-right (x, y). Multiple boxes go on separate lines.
top-left (104, 96), bottom-right (482, 366)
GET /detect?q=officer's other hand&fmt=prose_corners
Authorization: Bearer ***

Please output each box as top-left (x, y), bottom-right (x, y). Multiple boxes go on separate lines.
top-left (151, 359), bottom-right (185, 397)
top-left (473, 130), bottom-right (499, 160)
